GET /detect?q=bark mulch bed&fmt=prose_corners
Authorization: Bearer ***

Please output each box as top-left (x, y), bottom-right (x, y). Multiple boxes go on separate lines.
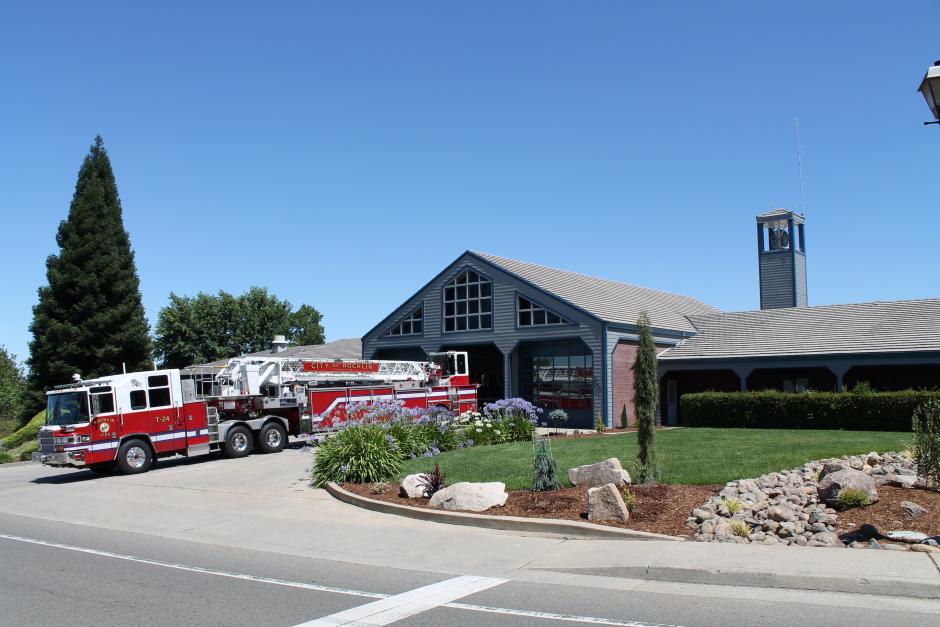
top-left (342, 482), bottom-right (718, 538)
top-left (836, 485), bottom-right (940, 538)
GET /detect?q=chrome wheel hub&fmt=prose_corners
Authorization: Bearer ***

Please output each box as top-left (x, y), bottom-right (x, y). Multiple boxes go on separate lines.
top-left (231, 432), bottom-right (249, 452)
top-left (265, 429), bottom-right (281, 448)
top-left (126, 446), bottom-right (147, 469)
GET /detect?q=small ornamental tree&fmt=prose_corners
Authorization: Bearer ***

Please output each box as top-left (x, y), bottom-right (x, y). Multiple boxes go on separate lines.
top-left (632, 311), bottom-right (660, 484)
top-left (912, 399), bottom-right (940, 489)
top-left (532, 439), bottom-right (560, 491)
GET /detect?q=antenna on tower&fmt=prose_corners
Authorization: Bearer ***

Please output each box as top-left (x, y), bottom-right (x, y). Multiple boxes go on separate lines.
top-left (795, 117), bottom-right (805, 214)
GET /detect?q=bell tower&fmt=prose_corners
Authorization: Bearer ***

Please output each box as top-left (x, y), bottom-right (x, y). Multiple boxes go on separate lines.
top-left (757, 209), bottom-right (807, 309)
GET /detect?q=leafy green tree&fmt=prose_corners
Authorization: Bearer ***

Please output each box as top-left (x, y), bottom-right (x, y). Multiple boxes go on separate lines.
top-left (0, 347), bottom-right (26, 434)
top-left (154, 288), bottom-right (325, 368)
top-left (235, 287), bottom-right (293, 354)
top-left (289, 304), bottom-right (325, 346)
top-left (632, 311), bottom-right (660, 484)
top-left (27, 136), bottom-right (151, 410)
top-left (153, 291), bottom-right (241, 368)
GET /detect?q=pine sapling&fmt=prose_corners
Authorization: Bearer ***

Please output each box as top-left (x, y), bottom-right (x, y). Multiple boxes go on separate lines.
top-left (532, 440), bottom-right (560, 491)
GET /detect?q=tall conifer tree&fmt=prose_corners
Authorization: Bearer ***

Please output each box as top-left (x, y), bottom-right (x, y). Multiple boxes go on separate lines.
top-left (27, 136), bottom-right (151, 408)
top-left (632, 310), bottom-right (660, 484)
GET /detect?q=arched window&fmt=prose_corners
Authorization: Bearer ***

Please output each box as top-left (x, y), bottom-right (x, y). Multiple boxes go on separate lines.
top-left (443, 269), bottom-right (492, 332)
top-left (387, 306), bottom-right (423, 336)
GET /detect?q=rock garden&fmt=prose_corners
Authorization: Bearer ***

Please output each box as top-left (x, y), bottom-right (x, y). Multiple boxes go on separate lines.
top-left (310, 388), bottom-right (940, 547)
top-left (688, 451), bottom-right (940, 550)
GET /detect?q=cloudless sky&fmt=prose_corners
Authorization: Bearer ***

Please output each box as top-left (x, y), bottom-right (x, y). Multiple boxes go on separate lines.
top-left (1, 2), bottom-right (938, 366)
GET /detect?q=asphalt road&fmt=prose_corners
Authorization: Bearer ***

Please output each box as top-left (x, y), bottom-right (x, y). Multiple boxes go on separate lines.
top-left (1, 450), bottom-right (939, 626)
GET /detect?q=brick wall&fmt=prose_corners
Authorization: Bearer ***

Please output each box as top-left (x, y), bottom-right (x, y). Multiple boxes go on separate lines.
top-left (612, 340), bottom-right (669, 427)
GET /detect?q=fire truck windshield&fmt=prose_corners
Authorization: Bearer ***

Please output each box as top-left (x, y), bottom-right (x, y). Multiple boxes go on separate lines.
top-left (46, 391), bottom-right (90, 426)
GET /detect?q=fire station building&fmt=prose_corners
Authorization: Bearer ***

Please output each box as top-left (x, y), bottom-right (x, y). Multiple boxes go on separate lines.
top-left (362, 210), bottom-right (940, 428)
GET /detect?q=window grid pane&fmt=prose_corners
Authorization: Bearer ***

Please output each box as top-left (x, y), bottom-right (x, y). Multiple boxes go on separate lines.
top-left (517, 295), bottom-right (568, 326)
top-left (443, 269), bottom-right (492, 332)
top-left (387, 306), bottom-right (424, 336)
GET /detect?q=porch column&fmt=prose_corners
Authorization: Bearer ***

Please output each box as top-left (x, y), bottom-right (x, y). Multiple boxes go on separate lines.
top-left (733, 367), bottom-right (753, 391)
top-left (829, 364), bottom-right (851, 392)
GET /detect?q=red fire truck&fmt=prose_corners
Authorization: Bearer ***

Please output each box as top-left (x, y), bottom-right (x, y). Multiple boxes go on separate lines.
top-left (38, 351), bottom-right (477, 474)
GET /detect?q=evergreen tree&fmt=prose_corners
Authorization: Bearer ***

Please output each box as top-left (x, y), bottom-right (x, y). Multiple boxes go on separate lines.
top-left (632, 311), bottom-right (660, 484)
top-left (27, 136), bottom-right (151, 409)
top-left (532, 439), bottom-right (560, 491)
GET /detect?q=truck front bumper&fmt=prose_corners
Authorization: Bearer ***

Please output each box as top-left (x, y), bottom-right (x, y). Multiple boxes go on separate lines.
top-left (40, 451), bottom-right (87, 468)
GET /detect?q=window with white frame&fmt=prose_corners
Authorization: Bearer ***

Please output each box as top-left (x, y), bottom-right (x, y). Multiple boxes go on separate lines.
top-left (443, 269), bottom-right (492, 332)
top-left (517, 295), bottom-right (568, 326)
top-left (387, 306), bottom-right (423, 336)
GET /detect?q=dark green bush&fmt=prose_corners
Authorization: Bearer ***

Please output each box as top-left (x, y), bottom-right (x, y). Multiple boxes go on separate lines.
top-left (680, 390), bottom-right (940, 431)
top-left (912, 399), bottom-right (940, 488)
top-left (311, 425), bottom-right (404, 487)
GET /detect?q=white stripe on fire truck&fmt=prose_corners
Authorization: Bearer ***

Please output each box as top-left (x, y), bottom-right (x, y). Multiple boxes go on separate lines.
top-left (62, 428), bottom-right (209, 450)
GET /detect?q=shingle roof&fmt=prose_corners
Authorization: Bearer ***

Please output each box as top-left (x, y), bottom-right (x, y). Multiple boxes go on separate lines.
top-left (186, 338), bottom-right (363, 370)
top-left (659, 299), bottom-right (940, 360)
top-left (470, 251), bottom-right (719, 332)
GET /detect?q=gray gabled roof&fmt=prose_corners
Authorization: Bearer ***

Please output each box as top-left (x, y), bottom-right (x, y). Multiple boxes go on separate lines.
top-left (659, 299), bottom-right (940, 360)
top-left (470, 251), bottom-right (719, 333)
top-left (185, 338), bottom-right (363, 370)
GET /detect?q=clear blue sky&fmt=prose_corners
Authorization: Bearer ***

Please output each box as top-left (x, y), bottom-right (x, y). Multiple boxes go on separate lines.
top-left (1, 2), bottom-right (938, 365)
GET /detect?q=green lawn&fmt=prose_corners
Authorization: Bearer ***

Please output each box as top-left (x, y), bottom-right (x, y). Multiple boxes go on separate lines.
top-left (398, 428), bottom-right (912, 489)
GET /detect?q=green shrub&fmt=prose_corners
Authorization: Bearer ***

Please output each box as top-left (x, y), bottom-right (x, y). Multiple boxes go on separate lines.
top-left (387, 422), bottom-right (426, 458)
top-left (680, 390), bottom-right (940, 431)
top-left (730, 520), bottom-right (751, 537)
top-left (0, 450), bottom-right (12, 464)
top-left (311, 425), bottom-right (404, 487)
top-left (912, 399), bottom-right (940, 488)
top-left (621, 487), bottom-right (637, 512)
top-left (502, 414), bottom-right (535, 443)
top-left (1, 411), bottom-right (45, 450)
top-left (532, 440), bottom-right (560, 491)
top-left (835, 488), bottom-right (871, 510)
top-left (419, 421), bottom-right (461, 452)
top-left (723, 497), bottom-right (744, 514)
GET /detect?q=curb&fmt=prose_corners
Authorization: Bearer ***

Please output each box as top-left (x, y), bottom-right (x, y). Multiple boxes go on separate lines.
top-left (558, 563), bottom-right (940, 600)
top-left (325, 482), bottom-right (683, 542)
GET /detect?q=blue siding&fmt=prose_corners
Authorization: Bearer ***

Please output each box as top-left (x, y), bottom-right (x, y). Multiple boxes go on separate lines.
top-left (363, 253), bottom-right (606, 426)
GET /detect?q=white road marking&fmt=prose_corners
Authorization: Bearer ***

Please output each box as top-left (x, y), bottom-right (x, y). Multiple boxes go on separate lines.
top-left (0, 533), bottom-right (382, 599)
top-left (295, 575), bottom-right (508, 626)
top-left (448, 602), bottom-right (671, 626)
top-left (0, 533), bottom-right (671, 626)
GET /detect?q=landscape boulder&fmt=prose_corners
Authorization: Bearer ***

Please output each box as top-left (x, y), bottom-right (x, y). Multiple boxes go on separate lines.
top-left (900, 501), bottom-right (928, 520)
top-left (587, 483), bottom-right (630, 522)
top-left (428, 482), bottom-right (508, 512)
top-left (568, 458), bottom-right (631, 488)
top-left (399, 474), bottom-right (428, 498)
top-left (816, 469), bottom-right (879, 507)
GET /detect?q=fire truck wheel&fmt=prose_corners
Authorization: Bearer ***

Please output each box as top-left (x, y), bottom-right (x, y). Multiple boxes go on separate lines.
top-left (116, 439), bottom-right (153, 474)
top-left (222, 425), bottom-right (253, 458)
top-left (256, 422), bottom-right (287, 454)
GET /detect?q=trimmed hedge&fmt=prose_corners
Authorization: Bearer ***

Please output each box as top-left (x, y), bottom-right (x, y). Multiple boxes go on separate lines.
top-left (680, 390), bottom-right (940, 431)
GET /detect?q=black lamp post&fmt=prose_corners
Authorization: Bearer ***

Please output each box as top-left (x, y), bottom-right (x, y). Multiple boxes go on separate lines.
top-left (919, 60), bottom-right (940, 126)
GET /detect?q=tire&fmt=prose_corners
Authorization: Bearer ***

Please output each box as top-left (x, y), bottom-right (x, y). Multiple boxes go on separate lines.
top-left (222, 425), bottom-right (253, 458)
top-left (256, 422), bottom-right (287, 454)
top-left (116, 439), bottom-right (153, 474)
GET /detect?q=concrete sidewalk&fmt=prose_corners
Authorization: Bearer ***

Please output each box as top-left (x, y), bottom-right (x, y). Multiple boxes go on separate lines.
top-left (1, 448), bottom-right (938, 599)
